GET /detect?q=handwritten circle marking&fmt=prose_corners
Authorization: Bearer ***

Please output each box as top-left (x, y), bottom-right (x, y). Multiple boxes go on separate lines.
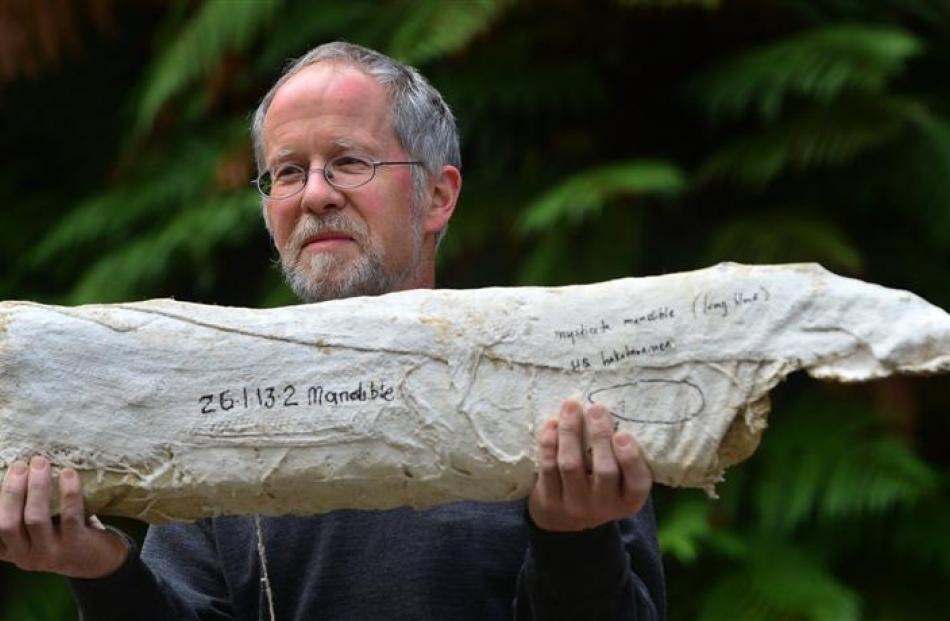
top-left (587, 379), bottom-right (706, 424)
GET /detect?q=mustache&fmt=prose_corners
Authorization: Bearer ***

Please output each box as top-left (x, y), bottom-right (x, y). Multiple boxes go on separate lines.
top-left (286, 212), bottom-right (369, 255)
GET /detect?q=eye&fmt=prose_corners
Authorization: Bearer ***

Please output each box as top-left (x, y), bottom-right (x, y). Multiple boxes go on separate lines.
top-left (273, 163), bottom-right (305, 180)
top-left (330, 156), bottom-right (372, 175)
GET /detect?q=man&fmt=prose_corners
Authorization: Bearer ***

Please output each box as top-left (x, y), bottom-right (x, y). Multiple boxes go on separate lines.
top-left (0, 42), bottom-right (665, 619)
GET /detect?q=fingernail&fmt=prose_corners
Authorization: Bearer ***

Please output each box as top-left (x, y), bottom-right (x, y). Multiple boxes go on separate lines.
top-left (590, 407), bottom-right (605, 420)
top-left (30, 456), bottom-right (48, 470)
top-left (61, 469), bottom-right (76, 480)
top-left (87, 515), bottom-right (106, 531)
top-left (615, 434), bottom-right (631, 447)
top-left (11, 461), bottom-right (28, 475)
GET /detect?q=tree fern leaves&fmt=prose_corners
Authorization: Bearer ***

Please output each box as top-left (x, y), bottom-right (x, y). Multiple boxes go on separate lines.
top-left (136, 0), bottom-right (281, 132)
top-left (516, 226), bottom-right (573, 286)
top-left (882, 114), bottom-right (950, 248)
top-left (68, 192), bottom-right (260, 303)
top-left (823, 437), bottom-right (938, 519)
top-left (3, 3), bottom-right (948, 616)
top-left (388, 0), bottom-right (515, 65)
top-left (754, 396), bottom-right (938, 535)
top-left (658, 496), bottom-right (713, 563)
top-left (699, 547), bottom-right (860, 621)
top-left (662, 390), bottom-right (944, 620)
top-left (28, 123), bottom-right (248, 270)
top-left (690, 25), bottom-right (922, 123)
top-left (515, 161), bottom-right (682, 286)
top-left (0, 568), bottom-right (75, 621)
top-left (700, 95), bottom-right (926, 186)
top-left (518, 160), bottom-right (685, 233)
top-left (251, 2), bottom-right (377, 77)
top-left (703, 211), bottom-right (863, 272)
top-left (890, 491), bottom-right (950, 576)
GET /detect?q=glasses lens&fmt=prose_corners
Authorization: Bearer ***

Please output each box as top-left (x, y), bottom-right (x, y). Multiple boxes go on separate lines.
top-left (256, 171), bottom-right (273, 196)
top-left (327, 156), bottom-right (374, 188)
top-left (267, 164), bottom-right (307, 198)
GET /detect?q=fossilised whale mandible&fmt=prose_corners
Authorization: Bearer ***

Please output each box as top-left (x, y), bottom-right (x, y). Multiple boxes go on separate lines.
top-left (0, 262), bottom-right (948, 522)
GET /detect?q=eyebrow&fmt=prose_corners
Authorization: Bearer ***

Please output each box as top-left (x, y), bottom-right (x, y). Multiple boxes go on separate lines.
top-left (268, 147), bottom-right (297, 166)
top-left (330, 137), bottom-right (380, 154)
top-left (267, 138), bottom-right (380, 166)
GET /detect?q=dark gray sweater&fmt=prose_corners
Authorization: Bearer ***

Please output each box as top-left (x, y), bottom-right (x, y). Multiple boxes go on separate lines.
top-left (71, 499), bottom-right (665, 620)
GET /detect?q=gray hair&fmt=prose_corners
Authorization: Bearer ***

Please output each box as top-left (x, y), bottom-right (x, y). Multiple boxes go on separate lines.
top-left (251, 41), bottom-right (460, 212)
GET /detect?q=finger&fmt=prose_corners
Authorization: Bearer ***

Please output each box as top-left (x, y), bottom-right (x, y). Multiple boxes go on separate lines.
top-left (556, 400), bottom-right (589, 502)
top-left (614, 432), bottom-right (652, 511)
top-left (23, 457), bottom-right (55, 552)
top-left (87, 515), bottom-right (106, 531)
top-left (0, 461), bottom-right (30, 558)
top-left (536, 418), bottom-right (562, 503)
top-left (587, 405), bottom-right (620, 500)
top-left (58, 469), bottom-right (87, 542)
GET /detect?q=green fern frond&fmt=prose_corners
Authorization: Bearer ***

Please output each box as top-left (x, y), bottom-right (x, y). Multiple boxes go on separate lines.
top-left (28, 123), bottom-right (249, 269)
top-left (754, 396), bottom-right (938, 534)
top-left (658, 496), bottom-right (714, 563)
top-left (699, 546), bottom-right (860, 621)
top-left (890, 489), bottom-right (950, 576)
top-left (516, 228), bottom-right (573, 286)
top-left (699, 95), bottom-right (924, 187)
top-left (887, 113), bottom-right (950, 248)
top-left (258, 274), bottom-right (298, 309)
top-left (68, 191), bottom-right (260, 303)
top-left (27, 186), bottom-right (158, 269)
top-left (438, 58), bottom-right (610, 135)
top-left (388, 0), bottom-right (515, 66)
top-left (754, 433), bottom-right (829, 535)
top-left (704, 211), bottom-right (863, 273)
top-left (518, 160), bottom-right (685, 233)
top-left (435, 172), bottom-right (535, 264)
top-left (0, 568), bottom-right (74, 620)
top-left (515, 203), bottom-right (644, 286)
top-left (689, 24), bottom-right (922, 123)
top-left (251, 1), bottom-right (377, 77)
top-left (136, 0), bottom-right (281, 133)
top-left (820, 436), bottom-right (939, 521)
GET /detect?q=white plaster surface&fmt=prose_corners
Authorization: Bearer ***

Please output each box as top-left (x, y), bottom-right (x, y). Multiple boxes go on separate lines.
top-left (1, 263), bottom-right (947, 522)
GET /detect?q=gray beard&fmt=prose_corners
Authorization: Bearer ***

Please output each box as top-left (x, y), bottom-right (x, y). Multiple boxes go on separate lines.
top-left (279, 211), bottom-right (421, 303)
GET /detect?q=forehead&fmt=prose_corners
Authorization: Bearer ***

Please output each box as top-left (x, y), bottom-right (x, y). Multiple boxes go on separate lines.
top-left (263, 63), bottom-right (395, 156)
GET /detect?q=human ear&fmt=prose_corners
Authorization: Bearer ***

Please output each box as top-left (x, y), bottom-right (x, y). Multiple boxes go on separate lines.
top-left (421, 165), bottom-right (461, 237)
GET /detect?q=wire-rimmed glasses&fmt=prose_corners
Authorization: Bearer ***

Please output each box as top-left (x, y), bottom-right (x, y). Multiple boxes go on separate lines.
top-left (253, 155), bottom-right (423, 199)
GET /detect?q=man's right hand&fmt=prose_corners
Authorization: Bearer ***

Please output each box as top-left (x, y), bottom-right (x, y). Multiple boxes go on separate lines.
top-left (0, 456), bottom-right (129, 579)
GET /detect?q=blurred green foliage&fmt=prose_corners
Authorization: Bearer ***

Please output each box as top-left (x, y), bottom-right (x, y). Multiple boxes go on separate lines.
top-left (0, 0), bottom-right (948, 619)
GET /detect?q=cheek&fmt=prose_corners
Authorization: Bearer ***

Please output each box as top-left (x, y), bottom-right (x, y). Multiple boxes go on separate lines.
top-left (369, 179), bottom-right (416, 232)
top-left (265, 202), bottom-right (297, 248)
top-left (382, 213), bottom-right (419, 260)
top-left (373, 206), bottom-right (412, 253)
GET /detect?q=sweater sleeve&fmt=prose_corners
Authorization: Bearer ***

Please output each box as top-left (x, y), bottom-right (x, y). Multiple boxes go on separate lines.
top-left (69, 521), bottom-right (233, 621)
top-left (513, 496), bottom-right (666, 621)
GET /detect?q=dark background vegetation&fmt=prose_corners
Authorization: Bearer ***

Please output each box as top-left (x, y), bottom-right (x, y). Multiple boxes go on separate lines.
top-left (1, 1), bottom-right (948, 619)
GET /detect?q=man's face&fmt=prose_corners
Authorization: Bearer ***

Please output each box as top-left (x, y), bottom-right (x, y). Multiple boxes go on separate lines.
top-left (261, 63), bottom-right (424, 302)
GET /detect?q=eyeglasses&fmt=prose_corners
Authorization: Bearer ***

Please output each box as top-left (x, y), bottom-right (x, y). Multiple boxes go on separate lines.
top-left (253, 155), bottom-right (423, 199)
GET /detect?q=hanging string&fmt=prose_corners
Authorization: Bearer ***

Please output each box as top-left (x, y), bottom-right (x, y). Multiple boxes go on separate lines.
top-left (254, 514), bottom-right (277, 621)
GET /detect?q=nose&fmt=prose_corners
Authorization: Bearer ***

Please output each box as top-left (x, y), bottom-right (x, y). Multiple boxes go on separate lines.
top-left (299, 167), bottom-right (344, 214)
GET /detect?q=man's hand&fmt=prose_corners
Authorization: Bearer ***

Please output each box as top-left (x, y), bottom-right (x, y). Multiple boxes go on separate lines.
top-left (0, 456), bottom-right (129, 578)
top-left (528, 400), bottom-right (652, 532)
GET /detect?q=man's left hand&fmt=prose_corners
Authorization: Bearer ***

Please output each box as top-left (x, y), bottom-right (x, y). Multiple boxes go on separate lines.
top-left (528, 400), bottom-right (652, 532)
